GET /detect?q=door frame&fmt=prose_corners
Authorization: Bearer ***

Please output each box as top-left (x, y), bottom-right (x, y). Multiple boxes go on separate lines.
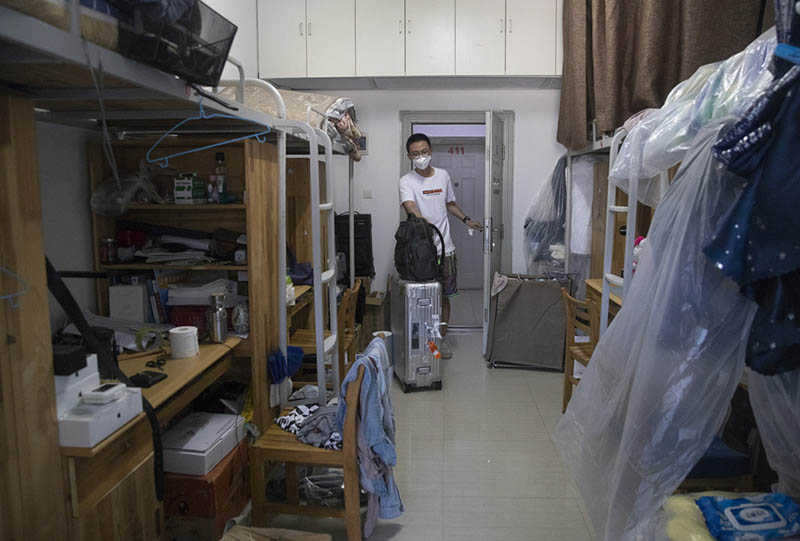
top-left (400, 110), bottom-right (515, 274)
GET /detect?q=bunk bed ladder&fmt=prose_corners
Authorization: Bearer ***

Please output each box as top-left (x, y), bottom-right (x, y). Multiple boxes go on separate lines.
top-left (280, 127), bottom-right (340, 409)
top-left (600, 128), bottom-right (628, 336)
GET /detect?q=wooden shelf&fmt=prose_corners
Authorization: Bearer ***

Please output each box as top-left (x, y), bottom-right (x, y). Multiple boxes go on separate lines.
top-left (102, 264), bottom-right (247, 271)
top-left (126, 203), bottom-right (246, 211)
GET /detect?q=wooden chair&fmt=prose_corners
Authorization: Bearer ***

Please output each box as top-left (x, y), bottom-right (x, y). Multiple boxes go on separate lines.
top-left (290, 280), bottom-right (362, 387)
top-left (561, 288), bottom-right (595, 413)
top-left (250, 365), bottom-right (365, 541)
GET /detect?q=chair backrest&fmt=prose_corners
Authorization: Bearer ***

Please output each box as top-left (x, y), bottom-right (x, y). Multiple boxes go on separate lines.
top-left (561, 288), bottom-right (592, 348)
top-left (337, 279), bottom-right (362, 337)
top-left (342, 364), bottom-right (365, 459)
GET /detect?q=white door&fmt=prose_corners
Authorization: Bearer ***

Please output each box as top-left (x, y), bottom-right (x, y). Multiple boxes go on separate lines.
top-left (505, 0), bottom-right (557, 76)
top-left (432, 142), bottom-right (485, 289)
top-left (258, 0), bottom-right (307, 78)
top-left (307, 0), bottom-right (355, 77)
top-left (556, 0), bottom-right (563, 76)
top-left (482, 111), bottom-right (504, 354)
top-left (406, 0), bottom-right (455, 75)
top-left (356, 0), bottom-right (405, 76)
top-left (455, 0), bottom-right (505, 75)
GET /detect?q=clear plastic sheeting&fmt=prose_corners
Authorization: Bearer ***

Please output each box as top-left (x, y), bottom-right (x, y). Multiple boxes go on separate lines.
top-left (523, 155), bottom-right (567, 275)
top-left (749, 369), bottom-right (800, 500)
top-left (553, 122), bottom-right (758, 541)
top-left (609, 29), bottom-right (776, 208)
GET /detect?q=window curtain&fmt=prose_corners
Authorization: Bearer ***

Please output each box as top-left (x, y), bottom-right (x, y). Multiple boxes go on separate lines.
top-left (557, 0), bottom-right (773, 151)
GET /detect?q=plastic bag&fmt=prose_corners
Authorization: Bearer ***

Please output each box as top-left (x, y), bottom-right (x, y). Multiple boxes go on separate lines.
top-left (553, 122), bottom-right (759, 541)
top-left (749, 369), bottom-right (800, 500)
top-left (90, 174), bottom-right (164, 216)
top-left (523, 155), bottom-right (567, 275)
top-left (610, 28), bottom-right (776, 208)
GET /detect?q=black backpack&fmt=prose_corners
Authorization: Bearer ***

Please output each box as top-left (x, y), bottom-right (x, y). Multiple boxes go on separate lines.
top-left (394, 215), bottom-right (445, 282)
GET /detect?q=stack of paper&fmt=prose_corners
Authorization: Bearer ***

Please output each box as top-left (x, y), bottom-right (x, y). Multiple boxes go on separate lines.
top-left (167, 278), bottom-right (246, 307)
top-left (136, 247), bottom-right (213, 265)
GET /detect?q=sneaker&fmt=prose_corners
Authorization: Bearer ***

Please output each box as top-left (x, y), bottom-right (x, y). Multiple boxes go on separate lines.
top-left (439, 339), bottom-right (453, 359)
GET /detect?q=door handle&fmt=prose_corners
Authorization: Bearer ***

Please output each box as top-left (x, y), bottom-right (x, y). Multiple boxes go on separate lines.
top-left (399, 19), bottom-right (403, 34)
top-left (508, 18), bottom-right (512, 33)
top-left (500, 18), bottom-right (504, 33)
top-left (307, 22), bottom-right (312, 36)
top-left (299, 21), bottom-right (304, 36)
top-left (407, 19), bottom-right (412, 34)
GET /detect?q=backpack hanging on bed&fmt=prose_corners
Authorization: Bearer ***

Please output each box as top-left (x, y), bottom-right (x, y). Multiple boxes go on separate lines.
top-left (394, 215), bottom-right (445, 282)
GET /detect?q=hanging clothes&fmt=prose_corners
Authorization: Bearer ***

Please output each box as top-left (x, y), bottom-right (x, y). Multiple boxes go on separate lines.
top-left (553, 122), bottom-right (758, 541)
top-left (706, 66), bottom-right (800, 375)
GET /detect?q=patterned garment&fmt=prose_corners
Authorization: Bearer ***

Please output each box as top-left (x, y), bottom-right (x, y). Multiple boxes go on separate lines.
top-left (276, 404), bottom-right (342, 451)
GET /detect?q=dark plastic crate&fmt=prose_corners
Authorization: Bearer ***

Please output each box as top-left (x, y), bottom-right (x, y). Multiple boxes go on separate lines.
top-left (113, 1), bottom-right (237, 86)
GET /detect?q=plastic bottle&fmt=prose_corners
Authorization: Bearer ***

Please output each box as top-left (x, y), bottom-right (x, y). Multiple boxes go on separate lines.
top-left (214, 152), bottom-right (226, 204)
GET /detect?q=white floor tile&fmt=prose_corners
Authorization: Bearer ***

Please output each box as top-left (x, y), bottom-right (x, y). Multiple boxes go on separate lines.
top-left (266, 330), bottom-right (592, 540)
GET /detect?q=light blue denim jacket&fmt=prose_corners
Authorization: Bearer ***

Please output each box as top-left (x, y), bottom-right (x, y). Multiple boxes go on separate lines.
top-left (336, 338), bottom-right (403, 522)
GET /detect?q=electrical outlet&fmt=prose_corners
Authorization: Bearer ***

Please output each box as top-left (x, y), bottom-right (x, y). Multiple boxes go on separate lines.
top-left (362, 189), bottom-right (373, 199)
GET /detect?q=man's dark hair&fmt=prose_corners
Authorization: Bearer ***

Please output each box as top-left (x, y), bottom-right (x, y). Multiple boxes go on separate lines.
top-left (406, 133), bottom-right (432, 154)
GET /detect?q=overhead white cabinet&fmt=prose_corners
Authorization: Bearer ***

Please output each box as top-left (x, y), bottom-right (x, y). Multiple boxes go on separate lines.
top-left (307, 0), bottom-right (355, 77)
top-left (506, 0), bottom-right (557, 76)
top-left (258, 0), bottom-right (307, 79)
top-left (405, 0), bottom-right (455, 76)
top-left (456, 0), bottom-right (505, 75)
top-left (356, 0), bottom-right (405, 76)
top-left (556, 0), bottom-right (563, 76)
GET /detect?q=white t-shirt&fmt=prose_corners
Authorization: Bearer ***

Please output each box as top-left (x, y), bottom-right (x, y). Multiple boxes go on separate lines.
top-left (399, 167), bottom-right (457, 254)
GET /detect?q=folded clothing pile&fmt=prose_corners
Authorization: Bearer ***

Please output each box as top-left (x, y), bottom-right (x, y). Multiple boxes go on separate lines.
top-left (276, 403), bottom-right (342, 451)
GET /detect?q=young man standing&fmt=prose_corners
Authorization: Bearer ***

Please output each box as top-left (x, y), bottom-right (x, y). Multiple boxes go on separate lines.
top-left (399, 133), bottom-right (483, 359)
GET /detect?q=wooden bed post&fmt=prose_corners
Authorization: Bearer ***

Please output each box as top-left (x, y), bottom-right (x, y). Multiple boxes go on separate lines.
top-left (0, 94), bottom-right (69, 539)
top-left (244, 139), bottom-right (279, 431)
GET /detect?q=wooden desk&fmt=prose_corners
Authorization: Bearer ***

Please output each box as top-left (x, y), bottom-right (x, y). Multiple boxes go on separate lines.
top-left (60, 337), bottom-right (240, 539)
top-left (586, 279), bottom-right (623, 345)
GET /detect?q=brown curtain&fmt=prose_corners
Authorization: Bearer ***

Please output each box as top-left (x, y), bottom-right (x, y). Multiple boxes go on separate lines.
top-left (558, 0), bottom-right (772, 151)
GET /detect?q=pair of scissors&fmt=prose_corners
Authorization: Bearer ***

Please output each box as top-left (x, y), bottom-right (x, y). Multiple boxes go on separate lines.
top-left (146, 356), bottom-right (167, 372)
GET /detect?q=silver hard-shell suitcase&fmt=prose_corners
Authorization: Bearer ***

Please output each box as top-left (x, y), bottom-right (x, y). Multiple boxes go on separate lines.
top-left (390, 275), bottom-right (442, 392)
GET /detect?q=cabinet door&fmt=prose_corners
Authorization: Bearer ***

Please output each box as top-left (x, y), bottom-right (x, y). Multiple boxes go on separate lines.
top-left (307, 0), bottom-right (355, 77)
top-left (406, 0), bottom-right (455, 75)
top-left (506, 0), bottom-right (557, 76)
top-left (455, 0), bottom-right (505, 75)
top-left (258, 0), bottom-right (307, 78)
top-left (356, 0), bottom-right (405, 76)
top-left (556, 0), bottom-right (563, 76)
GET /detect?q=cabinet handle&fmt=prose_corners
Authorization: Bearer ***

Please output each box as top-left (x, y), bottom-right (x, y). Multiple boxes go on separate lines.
top-left (399, 19), bottom-right (403, 34)
top-left (500, 18), bottom-right (504, 33)
top-left (307, 22), bottom-right (312, 36)
top-left (508, 18), bottom-right (512, 33)
top-left (299, 21), bottom-right (303, 36)
top-left (407, 18), bottom-right (411, 34)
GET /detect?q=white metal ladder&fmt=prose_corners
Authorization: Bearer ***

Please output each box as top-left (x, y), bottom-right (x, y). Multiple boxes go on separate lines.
top-left (277, 120), bottom-right (340, 408)
top-left (600, 128), bottom-right (630, 336)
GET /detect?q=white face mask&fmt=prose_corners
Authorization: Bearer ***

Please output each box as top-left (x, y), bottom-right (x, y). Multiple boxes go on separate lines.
top-left (413, 155), bottom-right (432, 170)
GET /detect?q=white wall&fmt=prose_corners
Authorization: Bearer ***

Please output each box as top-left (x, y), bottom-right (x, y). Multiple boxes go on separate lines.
top-left (325, 89), bottom-right (564, 292)
top-left (204, 0), bottom-right (259, 80)
top-left (36, 123), bottom-right (95, 332)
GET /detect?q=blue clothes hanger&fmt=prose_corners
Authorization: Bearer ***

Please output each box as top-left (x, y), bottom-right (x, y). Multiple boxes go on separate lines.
top-left (146, 98), bottom-right (271, 168)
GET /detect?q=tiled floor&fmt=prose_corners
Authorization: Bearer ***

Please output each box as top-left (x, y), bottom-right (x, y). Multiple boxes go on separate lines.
top-left (267, 332), bottom-right (596, 540)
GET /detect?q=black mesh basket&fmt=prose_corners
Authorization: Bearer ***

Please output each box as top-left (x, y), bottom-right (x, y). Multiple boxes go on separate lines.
top-left (113, 0), bottom-right (237, 86)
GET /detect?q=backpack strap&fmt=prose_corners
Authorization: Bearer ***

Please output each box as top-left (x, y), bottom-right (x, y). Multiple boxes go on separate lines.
top-left (45, 257), bottom-right (165, 501)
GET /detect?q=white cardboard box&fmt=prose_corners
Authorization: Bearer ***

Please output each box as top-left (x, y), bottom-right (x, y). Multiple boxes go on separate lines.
top-left (163, 412), bottom-right (245, 476)
top-left (55, 370), bottom-right (101, 419)
top-left (54, 353), bottom-right (98, 394)
top-left (58, 387), bottom-right (142, 448)
top-left (109, 284), bottom-right (149, 322)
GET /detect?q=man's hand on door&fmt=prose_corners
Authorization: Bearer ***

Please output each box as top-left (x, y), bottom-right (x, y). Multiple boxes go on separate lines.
top-left (465, 219), bottom-right (483, 231)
